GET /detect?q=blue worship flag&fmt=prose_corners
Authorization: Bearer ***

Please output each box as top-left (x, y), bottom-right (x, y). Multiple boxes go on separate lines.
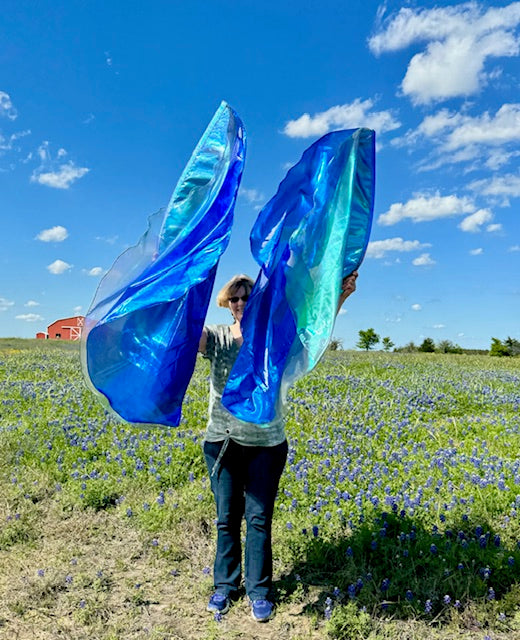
top-left (221, 128), bottom-right (375, 424)
top-left (81, 102), bottom-right (246, 426)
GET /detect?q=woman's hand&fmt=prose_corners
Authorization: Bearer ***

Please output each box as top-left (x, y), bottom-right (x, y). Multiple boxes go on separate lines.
top-left (337, 271), bottom-right (358, 313)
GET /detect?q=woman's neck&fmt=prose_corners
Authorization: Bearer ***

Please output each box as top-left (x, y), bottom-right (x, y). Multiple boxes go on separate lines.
top-left (230, 321), bottom-right (242, 340)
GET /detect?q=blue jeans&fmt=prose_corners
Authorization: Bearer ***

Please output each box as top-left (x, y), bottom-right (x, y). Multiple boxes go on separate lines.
top-left (203, 439), bottom-right (288, 600)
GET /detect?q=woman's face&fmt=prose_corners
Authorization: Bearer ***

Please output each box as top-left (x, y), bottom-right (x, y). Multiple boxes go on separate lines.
top-left (228, 285), bottom-right (249, 323)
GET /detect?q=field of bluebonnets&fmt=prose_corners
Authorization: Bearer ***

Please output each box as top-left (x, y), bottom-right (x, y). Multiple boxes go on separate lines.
top-left (1, 338), bottom-right (520, 640)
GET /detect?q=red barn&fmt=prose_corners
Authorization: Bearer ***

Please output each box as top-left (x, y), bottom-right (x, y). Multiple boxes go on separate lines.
top-left (46, 316), bottom-right (85, 341)
top-left (36, 332), bottom-right (47, 340)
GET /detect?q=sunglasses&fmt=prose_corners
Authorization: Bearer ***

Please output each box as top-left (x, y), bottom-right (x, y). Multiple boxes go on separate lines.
top-left (229, 295), bottom-right (249, 303)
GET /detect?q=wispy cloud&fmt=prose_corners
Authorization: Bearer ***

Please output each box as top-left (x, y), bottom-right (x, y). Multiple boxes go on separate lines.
top-left (392, 104), bottom-right (520, 172)
top-left (36, 225), bottom-right (68, 242)
top-left (369, 3), bottom-right (520, 104)
top-left (31, 142), bottom-right (89, 189)
top-left (95, 234), bottom-right (119, 245)
top-left (283, 98), bottom-right (400, 138)
top-left (413, 253), bottom-right (436, 266)
top-left (366, 237), bottom-right (431, 259)
top-left (470, 248), bottom-right (484, 255)
top-left (0, 297), bottom-right (15, 311)
top-left (0, 91), bottom-right (18, 120)
top-left (468, 172), bottom-right (520, 206)
top-left (47, 259), bottom-right (72, 275)
top-left (411, 303), bottom-right (422, 311)
top-left (239, 187), bottom-right (265, 205)
top-left (16, 313), bottom-right (43, 322)
top-left (25, 300), bottom-right (40, 307)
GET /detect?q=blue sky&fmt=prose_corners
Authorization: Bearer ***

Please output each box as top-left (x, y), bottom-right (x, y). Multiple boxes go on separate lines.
top-left (1, 0), bottom-right (519, 349)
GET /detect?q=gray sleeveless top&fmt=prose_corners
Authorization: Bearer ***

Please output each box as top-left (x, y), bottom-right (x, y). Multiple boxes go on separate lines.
top-left (203, 324), bottom-right (286, 447)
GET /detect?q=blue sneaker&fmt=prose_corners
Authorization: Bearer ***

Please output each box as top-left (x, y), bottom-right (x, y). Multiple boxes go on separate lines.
top-left (250, 598), bottom-right (274, 622)
top-left (207, 592), bottom-right (230, 614)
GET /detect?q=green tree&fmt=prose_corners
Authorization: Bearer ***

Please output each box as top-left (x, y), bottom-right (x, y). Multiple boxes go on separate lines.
top-left (399, 341), bottom-right (418, 353)
top-left (418, 337), bottom-right (435, 353)
top-left (504, 336), bottom-right (520, 356)
top-left (356, 328), bottom-right (380, 351)
top-left (328, 337), bottom-right (343, 351)
top-left (381, 336), bottom-right (394, 352)
top-left (437, 339), bottom-right (463, 354)
top-left (490, 337), bottom-right (511, 357)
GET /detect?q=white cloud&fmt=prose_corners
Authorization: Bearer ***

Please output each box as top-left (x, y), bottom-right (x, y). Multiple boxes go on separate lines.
top-left (16, 313), bottom-right (43, 322)
top-left (85, 267), bottom-right (104, 277)
top-left (366, 237), bottom-right (431, 258)
top-left (485, 149), bottom-right (520, 170)
top-left (36, 225), bottom-right (68, 242)
top-left (0, 91), bottom-right (18, 120)
top-left (443, 104), bottom-right (520, 151)
top-left (470, 248), bottom-right (483, 255)
top-left (413, 253), bottom-right (436, 266)
top-left (378, 192), bottom-right (474, 226)
top-left (239, 188), bottom-right (265, 204)
top-left (411, 303), bottom-right (422, 311)
top-left (73, 305), bottom-right (83, 314)
top-left (433, 323), bottom-right (446, 329)
top-left (25, 300), bottom-right (40, 307)
top-left (369, 3), bottom-right (520, 104)
top-left (95, 234), bottom-right (119, 245)
top-left (0, 129), bottom-right (31, 153)
top-left (0, 296), bottom-right (15, 311)
top-left (392, 104), bottom-right (520, 171)
top-left (47, 259), bottom-right (72, 275)
top-left (468, 173), bottom-right (520, 206)
top-left (509, 245), bottom-right (520, 252)
top-left (32, 162), bottom-right (89, 189)
top-left (283, 98), bottom-right (401, 138)
top-left (458, 208), bottom-right (493, 232)
top-left (486, 223), bottom-right (502, 232)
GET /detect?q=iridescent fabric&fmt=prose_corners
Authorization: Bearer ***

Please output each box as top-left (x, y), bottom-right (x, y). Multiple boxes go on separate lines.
top-left (81, 102), bottom-right (245, 426)
top-left (221, 128), bottom-right (375, 424)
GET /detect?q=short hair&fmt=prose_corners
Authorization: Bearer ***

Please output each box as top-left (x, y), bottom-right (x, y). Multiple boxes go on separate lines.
top-left (216, 274), bottom-right (254, 308)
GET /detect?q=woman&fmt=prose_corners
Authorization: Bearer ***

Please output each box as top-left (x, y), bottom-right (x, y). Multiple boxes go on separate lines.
top-left (199, 271), bottom-right (358, 622)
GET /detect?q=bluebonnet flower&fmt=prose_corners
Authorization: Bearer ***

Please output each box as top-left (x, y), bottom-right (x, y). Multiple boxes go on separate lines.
top-left (37, 569), bottom-right (45, 577)
top-left (425, 599), bottom-right (433, 613)
top-left (430, 544), bottom-right (438, 555)
top-left (443, 594), bottom-right (451, 605)
top-left (381, 578), bottom-right (390, 592)
top-left (508, 556), bottom-right (515, 567)
top-left (324, 596), bottom-right (333, 620)
top-left (405, 590), bottom-right (413, 601)
top-left (488, 587), bottom-right (496, 601)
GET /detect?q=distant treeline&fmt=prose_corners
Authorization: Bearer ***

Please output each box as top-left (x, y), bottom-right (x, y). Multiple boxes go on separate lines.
top-left (329, 332), bottom-right (519, 356)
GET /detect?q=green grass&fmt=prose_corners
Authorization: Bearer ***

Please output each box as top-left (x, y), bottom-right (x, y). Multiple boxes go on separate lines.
top-left (0, 340), bottom-right (519, 639)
